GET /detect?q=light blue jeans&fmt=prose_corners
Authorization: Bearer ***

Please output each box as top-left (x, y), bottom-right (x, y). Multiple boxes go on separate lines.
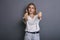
top-left (24, 32), bottom-right (40, 40)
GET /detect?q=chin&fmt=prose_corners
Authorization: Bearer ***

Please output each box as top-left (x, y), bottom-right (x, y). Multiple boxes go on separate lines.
top-left (29, 12), bottom-right (33, 14)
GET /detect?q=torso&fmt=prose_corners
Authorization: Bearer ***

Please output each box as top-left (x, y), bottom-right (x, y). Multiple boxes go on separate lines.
top-left (25, 14), bottom-right (40, 32)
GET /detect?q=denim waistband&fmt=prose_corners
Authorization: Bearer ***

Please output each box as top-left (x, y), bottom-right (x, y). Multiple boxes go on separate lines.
top-left (25, 31), bottom-right (40, 34)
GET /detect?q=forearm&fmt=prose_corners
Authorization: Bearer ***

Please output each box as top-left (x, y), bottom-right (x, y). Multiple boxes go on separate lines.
top-left (38, 11), bottom-right (42, 20)
top-left (23, 13), bottom-right (28, 24)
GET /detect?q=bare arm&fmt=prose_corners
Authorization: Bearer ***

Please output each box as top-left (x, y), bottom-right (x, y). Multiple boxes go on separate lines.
top-left (23, 12), bottom-right (28, 24)
top-left (38, 11), bottom-right (42, 20)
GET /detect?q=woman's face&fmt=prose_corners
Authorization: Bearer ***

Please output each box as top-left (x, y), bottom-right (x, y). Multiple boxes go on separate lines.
top-left (28, 5), bottom-right (35, 14)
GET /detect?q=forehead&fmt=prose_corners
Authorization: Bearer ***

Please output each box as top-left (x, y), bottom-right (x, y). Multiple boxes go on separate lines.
top-left (29, 5), bottom-right (35, 8)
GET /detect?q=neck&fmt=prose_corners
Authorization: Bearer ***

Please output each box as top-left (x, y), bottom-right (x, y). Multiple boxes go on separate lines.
top-left (29, 13), bottom-right (33, 15)
top-left (29, 14), bottom-right (34, 19)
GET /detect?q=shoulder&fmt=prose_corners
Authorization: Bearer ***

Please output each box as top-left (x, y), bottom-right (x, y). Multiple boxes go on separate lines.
top-left (35, 14), bottom-right (38, 18)
top-left (27, 15), bottom-right (31, 20)
top-left (35, 14), bottom-right (41, 21)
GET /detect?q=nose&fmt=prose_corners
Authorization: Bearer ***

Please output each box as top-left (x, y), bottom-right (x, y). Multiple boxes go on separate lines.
top-left (30, 8), bottom-right (32, 11)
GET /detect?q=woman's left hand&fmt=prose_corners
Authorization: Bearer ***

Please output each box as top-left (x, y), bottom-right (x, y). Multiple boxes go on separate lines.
top-left (38, 11), bottom-right (42, 20)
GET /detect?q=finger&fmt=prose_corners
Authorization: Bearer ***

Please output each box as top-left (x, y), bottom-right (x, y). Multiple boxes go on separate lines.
top-left (26, 9), bottom-right (28, 13)
top-left (39, 11), bottom-right (42, 16)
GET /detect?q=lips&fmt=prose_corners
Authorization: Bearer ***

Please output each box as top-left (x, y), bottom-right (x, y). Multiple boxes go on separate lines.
top-left (29, 11), bottom-right (33, 13)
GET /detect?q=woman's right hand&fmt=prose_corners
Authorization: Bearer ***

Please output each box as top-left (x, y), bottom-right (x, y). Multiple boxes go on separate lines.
top-left (23, 9), bottom-right (28, 19)
top-left (23, 12), bottom-right (28, 21)
top-left (23, 12), bottom-right (28, 24)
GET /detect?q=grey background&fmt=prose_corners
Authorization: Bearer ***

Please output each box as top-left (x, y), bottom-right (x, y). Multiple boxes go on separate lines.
top-left (0, 0), bottom-right (60, 40)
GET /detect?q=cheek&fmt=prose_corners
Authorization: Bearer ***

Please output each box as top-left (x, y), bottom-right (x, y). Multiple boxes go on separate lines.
top-left (28, 8), bottom-right (35, 13)
top-left (28, 8), bottom-right (30, 11)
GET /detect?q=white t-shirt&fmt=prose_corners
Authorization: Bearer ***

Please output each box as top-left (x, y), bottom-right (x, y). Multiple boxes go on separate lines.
top-left (25, 15), bottom-right (41, 32)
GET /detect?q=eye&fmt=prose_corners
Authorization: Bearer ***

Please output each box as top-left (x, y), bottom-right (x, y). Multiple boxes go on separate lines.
top-left (32, 7), bottom-right (34, 9)
top-left (28, 6), bottom-right (31, 8)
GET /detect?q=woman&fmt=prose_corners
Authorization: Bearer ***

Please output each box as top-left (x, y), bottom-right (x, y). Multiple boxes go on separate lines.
top-left (23, 3), bottom-right (42, 40)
